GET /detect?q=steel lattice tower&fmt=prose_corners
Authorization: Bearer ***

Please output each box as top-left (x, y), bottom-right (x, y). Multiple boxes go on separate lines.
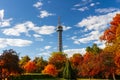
top-left (57, 17), bottom-right (63, 52)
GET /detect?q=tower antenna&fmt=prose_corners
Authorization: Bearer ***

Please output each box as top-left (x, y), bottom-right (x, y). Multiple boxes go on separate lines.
top-left (58, 16), bottom-right (61, 26)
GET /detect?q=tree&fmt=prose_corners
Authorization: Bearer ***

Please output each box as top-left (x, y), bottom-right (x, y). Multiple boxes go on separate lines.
top-left (19, 55), bottom-right (30, 69)
top-left (63, 60), bottom-right (76, 80)
top-left (86, 44), bottom-right (101, 54)
top-left (42, 64), bottom-right (58, 77)
top-left (49, 52), bottom-right (67, 69)
top-left (70, 53), bottom-right (83, 68)
top-left (0, 49), bottom-right (23, 79)
top-left (24, 61), bottom-right (37, 73)
top-left (100, 14), bottom-right (120, 43)
top-left (99, 51), bottom-right (116, 80)
top-left (33, 57), bottom-right (48, 73)
top-left (79, 52), bottom-right (100, 78)
top-left (49, 52), bottom-right (67, 77)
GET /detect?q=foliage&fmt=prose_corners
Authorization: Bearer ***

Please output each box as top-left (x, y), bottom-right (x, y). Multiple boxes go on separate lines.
top-left (0, 49), bottom-right (23, 79)
top-left (86, 44), bottom-right (101, 54)
top-left (42, 64), bottom-right (58, 77)
top-left (33, 57), bottom-right (48, 73)
top-left (63, 60), bottom-right (76, 80)
top-left (78, 52), bottom-right (100, 78)
top-left (24, 61), bottom-right (37, 73)
top-left (99, 52), bottom-right (116, 79)
top-left (9, 73), bottom-right (54, 80)
top-left (19, 55), bottom-right (30, 68)
top-left (49, 52), bottom-right (67, 70)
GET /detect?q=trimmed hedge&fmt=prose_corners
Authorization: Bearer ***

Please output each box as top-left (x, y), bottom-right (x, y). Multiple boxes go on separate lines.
top-left (9, 74), bottom-right (55, 80)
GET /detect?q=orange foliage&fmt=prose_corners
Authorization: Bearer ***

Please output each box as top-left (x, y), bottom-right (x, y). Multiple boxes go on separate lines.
top-left (100, 14), bottom-right (120, 43)
top-left (70, 53), bottom-right (83, 68)
top-left (24, 61), bottom-right (36, 73)
top-left (115, 52), bottom-right (120, 68)
top-left (42, 64), bottom-right (58, 77)
top-left (49, 52), bottom-right (67, 69)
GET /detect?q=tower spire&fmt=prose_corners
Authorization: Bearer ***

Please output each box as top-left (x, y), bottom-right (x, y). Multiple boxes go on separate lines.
top-left (57, 16), bottom-right (63, 52)
top-left (58, 16), bottom-right (61, 26)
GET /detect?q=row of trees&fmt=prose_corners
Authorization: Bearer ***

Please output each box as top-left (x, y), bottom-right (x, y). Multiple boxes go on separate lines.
top-left (0, 14), bottom-right (120, 80)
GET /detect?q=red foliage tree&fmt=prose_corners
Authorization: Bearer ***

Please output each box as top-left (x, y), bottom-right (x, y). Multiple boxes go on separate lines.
top-left (100, 14), bottom-right (120, 43)
top-left (42, 64), bottom-right (58, 77)
top-left (24, 61), bottom-right (37, 73)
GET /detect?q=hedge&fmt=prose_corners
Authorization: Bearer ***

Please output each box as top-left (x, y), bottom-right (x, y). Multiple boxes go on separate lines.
top-left (9, 74), bottom-right (55, 80)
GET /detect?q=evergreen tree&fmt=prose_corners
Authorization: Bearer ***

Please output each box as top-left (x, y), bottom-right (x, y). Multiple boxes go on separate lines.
top-left (63, 60), bottom-right (76, 80)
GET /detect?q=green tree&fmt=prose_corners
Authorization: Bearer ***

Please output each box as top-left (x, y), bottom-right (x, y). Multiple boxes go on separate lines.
top-left (33, 57), bottom-right (48, 73)
top-left (63, 60), bottom-right (76, 80)
top-left (86, 44), bottom-right (101, 54)
top-left (19, 55), bottom-right (30, 69)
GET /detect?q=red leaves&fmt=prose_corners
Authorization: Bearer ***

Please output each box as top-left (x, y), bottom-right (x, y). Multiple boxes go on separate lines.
top-left (24, 61), bottom-right (37, 73)
top-left (42, 64), bottom-right (58, 77)
top-left (100, 14), bottom-right (120, 43)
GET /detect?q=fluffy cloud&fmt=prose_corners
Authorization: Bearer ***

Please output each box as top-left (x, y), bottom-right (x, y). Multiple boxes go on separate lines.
top-left (78, 7), bottom-right (89, 12)
top-left (72, 0), bottom-right (99, 12)
top-left (77, 11), bottom-right (120, 31)
top-left (3, 21), bottom-right (56, 36)
top-left (64, 48), bottom-right (86, 57)
top-left (33, 34), bottom-right (44, 41)
top-left (95, 8), bottom-right (120, 13)
top-left (73, 11), bottom-right (120, 46)
top-left (0, 38), bottom-right (32, 48)
top-left (0, 9), bottom-right (4, 20)
top-left (62, 25), bottom-right (71, 31)
top-left (39, 10), bottom-right (55, 18)
top-left (35, 25), bottom-right (55, 35)
top-left (33, 1), bottom-right (43, 9)
top-left (44, 46), bottom-right (51, 50)
top-left (0, 9), bottom-right (12, 27)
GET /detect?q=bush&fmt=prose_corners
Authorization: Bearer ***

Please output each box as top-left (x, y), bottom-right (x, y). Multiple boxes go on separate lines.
top-left (9, 74), bottom-right (55, 80)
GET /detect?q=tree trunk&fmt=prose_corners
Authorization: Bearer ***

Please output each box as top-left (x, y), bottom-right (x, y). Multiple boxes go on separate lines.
top-left (112, 73), bottom-right (116, 80)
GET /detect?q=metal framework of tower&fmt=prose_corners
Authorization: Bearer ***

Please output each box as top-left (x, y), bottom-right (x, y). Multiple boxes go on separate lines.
top-left (57, 17), bottom-right (63, 52)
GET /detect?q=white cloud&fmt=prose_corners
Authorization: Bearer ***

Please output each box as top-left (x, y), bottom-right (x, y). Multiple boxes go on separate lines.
top-left (3, 21), bottom-right (56, 36)
top-left (64, 48), bottom-right (86, 57)
top-left (90, 3), bottom-right (95, 6)
top-left (35, 25), bottom-right (55, 35)
top-left (39, 10), bottom-right (55, 18)
top-left (33, 34), bottom-right (44, 41)
top-left (44, 46), bottom-right (51, 50)
top-left (77, 11), bottom-right (120, 31)
top-left (62, 25), bottom-right (71, 31)
top-left (72, 0), bottom-right (99, 12)
top-left (0, 38), bottom-right (32, 48)
top-left (0, 9), bottom-right (4, 20)
top-left (74, 11), bottom-right (120, 45)
top-left (33, 1), bottom-right (43, 9)
top-left (78, 7), bottom-right (88, 12)
top-left (0, 9), bottom-right (12, 27)
top-left (95, 8), bottom-right (120, 13)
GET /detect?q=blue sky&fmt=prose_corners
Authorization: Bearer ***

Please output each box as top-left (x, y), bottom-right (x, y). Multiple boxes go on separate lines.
top-left (0, 0), bottom-right (120, 59)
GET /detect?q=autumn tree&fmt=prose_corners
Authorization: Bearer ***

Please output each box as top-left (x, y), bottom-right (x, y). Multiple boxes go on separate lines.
top-left (19, 55), bottom-right (30, 69)
top-left (42, 64), bottom-right (58, 77)
top-left (0, 49), bottom-right (23, 79)
top-left (24, 61), bottom-right (37, 73)
top-left (49, 52), bottom-right (67, 77)
top-left (100, 14), bottom-right (120, 80)
top-left (49, 52), bottom-right (67, 69)
top-left (99, 52), bottom-right (116, 79)
top-left (79, 52), bottom-right (100, 78)
top-left (33, 57), bottom-right (48, 73)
